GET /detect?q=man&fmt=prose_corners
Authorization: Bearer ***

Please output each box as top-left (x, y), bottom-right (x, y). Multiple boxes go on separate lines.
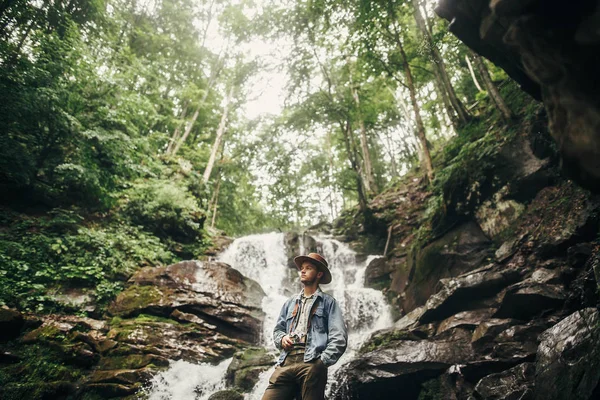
top-left (262, 253), bottom-right (348, 400)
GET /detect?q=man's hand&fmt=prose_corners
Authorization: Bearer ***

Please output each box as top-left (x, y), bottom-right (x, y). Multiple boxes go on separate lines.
top-left (281, 335), bottom-right (294, 350)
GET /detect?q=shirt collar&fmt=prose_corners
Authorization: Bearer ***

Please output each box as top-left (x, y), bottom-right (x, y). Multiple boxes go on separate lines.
top-left (296, 287), bottom-right (322, 301)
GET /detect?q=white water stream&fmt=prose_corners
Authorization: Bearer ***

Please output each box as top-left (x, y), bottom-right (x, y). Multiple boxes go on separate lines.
top-left (145, 232), bottom-right (393, 399)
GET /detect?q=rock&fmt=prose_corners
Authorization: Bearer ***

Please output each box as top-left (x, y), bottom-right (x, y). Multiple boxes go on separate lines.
top-left (0, 382), bottom-right (78, 399)
top-left (89, 368), bottom-right (154, 385)
top-left (401, 222), bottom-right (491, 313)
top-left (209, 389), bottom-right (245, 400)
top-left (471, 318), bottom-right (516, 344)
top-left (98, 353), bottom-right (169, 369)
top-left (474, 362), bottom-right (534, 400)
top-left (394, 306), bottom-right (426, 331)
top-left (566, 242), bottom-right (594, 268)
top-left (107, 315), bottom-right (244, 363)
top-left (58, 341), bottom-right (100, 367)
top-left (364, 256), bottom-right (398, 289)
top-left (170, 309), bottom-right (217, 330)
top-left (494, 281), bottom-right (566, 320)
top-left (535, 308), bottom-right (600, 400)
top-left (47, 287), bottom-right (96, 313)
top-left (226, 347), bottom-right (275, 392)
top-left (82, 383), bottom-right (139, 397)
top-left (0, 308), bottom-right (24, 341)
top-left (334, 339), bottom-right (475, 399)
top-left (436, 309), bottom-right (496, 335)
top-left (475, 196), bottom-right (525, 239)
top-left (109, 261), bottom-right (266, 344)
top-left (495, 233), bottom-right (528, 262)
top-left (418, 264), bottom-right (522, 323)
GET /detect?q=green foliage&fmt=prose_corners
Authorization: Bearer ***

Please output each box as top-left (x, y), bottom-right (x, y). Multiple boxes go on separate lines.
top-left (0, 208), bottom-right (176, 312)
top-left (0, 343), bottom-right (83, 387)
top-left (123, 180), bottom-right (207, 243)
top-left (359, 330), bottom-right (421, 354)
top-left (418, 379), bottom-right (444, 400)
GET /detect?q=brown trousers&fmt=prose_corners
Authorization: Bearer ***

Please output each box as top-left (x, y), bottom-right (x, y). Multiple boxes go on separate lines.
top-left (261, 354), bottom-right (328, 400)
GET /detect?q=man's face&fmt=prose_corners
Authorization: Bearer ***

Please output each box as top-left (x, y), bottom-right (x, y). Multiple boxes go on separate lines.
top-left (299, 261), bottom-right (323, 285)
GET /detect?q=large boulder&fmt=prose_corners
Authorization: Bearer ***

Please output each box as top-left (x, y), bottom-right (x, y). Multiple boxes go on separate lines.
top-left (494, 280), bottom-right (566, 320)
top-left (0, 308), bottom-right (24, 341)
top-left (225, 347), bottom-right (275, 392)
top-left (534, 308), bottom-right (600, 400)
top-left (334, 338), bottom-right (475, 399)
top-left (109, 261), bottom-right (265, 343)
top-left (418, 264), bottom-right (522, 323)
top-left (399, 221), bottom-right (492, 313)
top-left (474, 362), bottom-right (535, 400)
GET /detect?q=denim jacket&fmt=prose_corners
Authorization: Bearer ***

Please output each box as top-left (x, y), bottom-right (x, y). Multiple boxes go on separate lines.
top-left (273, 287), bottom-right (348, 367)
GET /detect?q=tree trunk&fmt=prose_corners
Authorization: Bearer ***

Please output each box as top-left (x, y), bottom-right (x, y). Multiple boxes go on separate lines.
top-left (325, 131), bottom-right (337, 220)
top-left (170, 57), bottom-right (224, 156)
top-left (203, 85), bottom-right (233, 183)
top-left (465, 55), bottom-right (483, 91)
top-left (210, 176), bottom-right (221, 228)
top-left (471, 50), bottom-right (513, 121)
top-left (394, 25), bottom-right (434, 182)
top-left (412, 0), bottom-right (469, 125)
top-left (339, 119), bottom-right (368, 212)
top-left (350, 85), bottom-right (378, 194)
top-left (165, 102), bottom-right (188, 155)
top-left (381, 129), bottom-right (399, 177)
top-left (431, 60), bottom-right (458, 128)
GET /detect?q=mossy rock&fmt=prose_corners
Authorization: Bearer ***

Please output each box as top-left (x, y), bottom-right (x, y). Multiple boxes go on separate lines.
top-left (418, 378), bottom-right (444, 400)
top-left (108, 286), bottom-right (165, 317)
top-left (0, 381), bottom-right (77, 400)
top-left (98, 353), bottom-right (169, 370)
top-left (359, 330), bottom-right (422, 354)
top-left (226, 347), bottom-right (275, 392)
top-left (208, 389), bottom-right (244, 400)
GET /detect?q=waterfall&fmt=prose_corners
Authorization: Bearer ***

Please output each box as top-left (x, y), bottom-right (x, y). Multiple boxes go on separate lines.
top-left (145, 232), bottom-right (393, 399)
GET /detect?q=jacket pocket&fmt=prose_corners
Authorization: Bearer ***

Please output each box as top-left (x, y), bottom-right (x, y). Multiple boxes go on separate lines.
top-left (312, 306), bottom-right (327, 332)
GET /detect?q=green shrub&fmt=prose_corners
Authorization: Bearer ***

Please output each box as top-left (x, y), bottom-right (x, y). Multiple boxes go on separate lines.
top-left (123, 180), bottom-right (207, 244)
top-left (0, 208), bottom-right (176, 312)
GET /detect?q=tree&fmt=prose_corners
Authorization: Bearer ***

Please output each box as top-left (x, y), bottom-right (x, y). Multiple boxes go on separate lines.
top-left (411, 0), bottom-right (470, 127)
top-left (470, 49), bottom-right (513, 121)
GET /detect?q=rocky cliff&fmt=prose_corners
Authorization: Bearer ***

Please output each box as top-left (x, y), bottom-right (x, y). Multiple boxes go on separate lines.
top-left (332, 116), bottom-right (600, 399)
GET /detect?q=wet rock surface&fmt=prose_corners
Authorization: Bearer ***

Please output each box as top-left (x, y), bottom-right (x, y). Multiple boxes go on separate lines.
top-left (0, 260), bottom-right (266, 399)
top-left (225, 347), bottom-right (275, 392)
top-left (535, 308), bottom-right (600, 400)
top-left (332, 178), bottom-right (600, 400)
top-left (109, 260), bottom-right (266, 343)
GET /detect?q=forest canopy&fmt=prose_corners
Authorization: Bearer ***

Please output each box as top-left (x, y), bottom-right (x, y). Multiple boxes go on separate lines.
top-left (0, 0), bottom-right (532, 310)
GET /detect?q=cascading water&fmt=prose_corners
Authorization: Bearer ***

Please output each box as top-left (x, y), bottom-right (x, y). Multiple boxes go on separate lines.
top-left (145, 232), bottom-right (393, 399)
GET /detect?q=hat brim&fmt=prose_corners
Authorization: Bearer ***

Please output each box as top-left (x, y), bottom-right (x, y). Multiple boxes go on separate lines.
top-left (293, 255), bottom-right (332, 284)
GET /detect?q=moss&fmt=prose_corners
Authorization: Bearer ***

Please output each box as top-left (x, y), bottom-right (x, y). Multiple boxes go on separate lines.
top-left (98, 354), bottom-right (155, 370)
top-left (0, 343), bottom-right (83, 389)
top-left (418, 378), bottom-right (444, 400)
top-left (133, 313), bottom-right (179, 325)
top-left (237, 347), bottom-right (268, 362)
top-left (208, 389), bottom-right (244, 400)
top-left (110, 286), bottom-right (163, 316)
top-left (359, 330), bottom-right (421, 354)
top-left (22, 324), bottom-right (65, 343)
top-left (0, 382), bottom-right (76, 400)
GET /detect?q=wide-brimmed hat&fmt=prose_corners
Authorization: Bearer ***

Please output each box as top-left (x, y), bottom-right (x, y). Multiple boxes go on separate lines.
top-left (293, 253), bottom-right (332, 284)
